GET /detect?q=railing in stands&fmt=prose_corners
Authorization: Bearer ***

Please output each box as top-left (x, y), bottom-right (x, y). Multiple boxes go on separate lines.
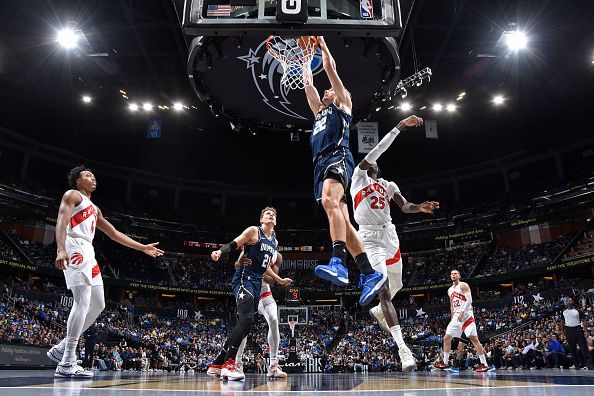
top-left (489, 319), bottom-right (535, 342)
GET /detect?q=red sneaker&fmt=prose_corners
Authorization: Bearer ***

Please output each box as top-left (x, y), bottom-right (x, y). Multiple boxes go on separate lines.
top-left (207, 363), bottom-right (222, 377)
top-left (474, 364), bottom-right (489, 373)
top-left (221, 358), bottom-right (245, 381)
top-left (433, 361), bottom-right (450, 370)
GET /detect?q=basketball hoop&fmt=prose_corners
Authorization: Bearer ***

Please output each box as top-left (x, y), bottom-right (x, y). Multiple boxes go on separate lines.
top-left (266, 35), bottom-right (318, 90)
top-left (288, 319), bottom-right (298, 338)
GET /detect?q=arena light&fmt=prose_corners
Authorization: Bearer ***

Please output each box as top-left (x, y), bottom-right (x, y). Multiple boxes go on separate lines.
top-left (432, 104), bottom-right (443, 112)
top-left (400, 102), bottom-right (412, 111)
top-left (173, 102), bottom-right (184, 111)
top-left (142, 103), bottom-right (152, 111)
top-left (56, 28), bottom-right (78, 49)
top-left (493, 95), bottom-right (505, 105)
top-left (81, 95), bottom-right (92, 104)
top-left (446, 103), bottom-right (456, 112)
top-left (505, 31), bottom-right (528, 51)
top-left (128, 103), bottom-right (139, 111)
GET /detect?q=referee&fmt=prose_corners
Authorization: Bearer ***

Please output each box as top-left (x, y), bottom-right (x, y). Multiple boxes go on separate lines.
top-left (562, 297), bottom-right (594, 370)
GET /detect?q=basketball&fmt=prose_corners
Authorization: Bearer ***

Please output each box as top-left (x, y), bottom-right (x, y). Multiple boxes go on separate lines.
top-left (297, 36), bottom-right (316, 50)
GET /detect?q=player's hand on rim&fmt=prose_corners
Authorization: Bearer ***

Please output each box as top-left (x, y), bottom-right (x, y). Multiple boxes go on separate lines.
top-left (55, 250), bottom-right (69, 270)
top-left (143, 242), bottom-right (164, 257)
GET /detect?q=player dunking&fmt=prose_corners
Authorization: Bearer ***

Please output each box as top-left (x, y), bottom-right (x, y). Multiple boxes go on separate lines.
top-left (303, 36), bottom-right (386, 306)
top-left (434, 269), bottom-right (494, 373)
top-left (207, 207), bottom-right (292, 381)
top-left (351, 114), bottom-right (438, 371)
top-left (234, 252), bottom-right (287, 379)
top-left (48, 165), bottom-right (164, 378)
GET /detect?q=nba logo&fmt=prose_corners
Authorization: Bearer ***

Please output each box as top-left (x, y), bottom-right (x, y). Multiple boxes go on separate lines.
top-left (360, 0), bottom-right (374, 19)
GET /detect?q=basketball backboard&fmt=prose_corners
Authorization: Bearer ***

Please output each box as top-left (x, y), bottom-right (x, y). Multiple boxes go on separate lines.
top-left (182, 0), bottom-right (402, 37)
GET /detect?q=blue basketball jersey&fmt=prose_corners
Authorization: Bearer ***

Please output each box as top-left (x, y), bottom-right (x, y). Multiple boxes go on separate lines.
top-left (238, 226), bottom-right (277, 280)
top-left (310, 103), bottom-right (352, 161)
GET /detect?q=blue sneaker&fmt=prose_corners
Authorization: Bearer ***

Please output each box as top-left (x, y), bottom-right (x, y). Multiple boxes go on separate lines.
top-left (447, 367), bottom-right (460, 373)
top-left (314, 257), bottom-right (349, 286)
top-left (358, 271), bottom-right (387, 306)
top-left (488, 365), bottom-right (496, 372)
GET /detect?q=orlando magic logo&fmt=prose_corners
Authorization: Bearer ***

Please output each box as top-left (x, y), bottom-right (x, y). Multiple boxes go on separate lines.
top-left (237, 39), bottom-right (323, 120)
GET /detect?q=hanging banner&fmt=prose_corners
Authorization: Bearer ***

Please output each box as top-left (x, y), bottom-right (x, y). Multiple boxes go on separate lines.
top-left (357, 122), bottom-right (378, 153)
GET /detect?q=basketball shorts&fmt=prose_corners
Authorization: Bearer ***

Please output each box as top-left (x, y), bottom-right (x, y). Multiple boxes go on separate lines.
top-left (231, 273), bottom-right (262, 311)
top-left (258, 291), bottom-right (277, 316)
top-left (63, 237), bottom-right (102, 290)
top-left (358, 223), bottom-right (402, 298)
top-left (446, 312), bottom-right (477, 338)
top-left (313, 148), bottom-right (355, 201)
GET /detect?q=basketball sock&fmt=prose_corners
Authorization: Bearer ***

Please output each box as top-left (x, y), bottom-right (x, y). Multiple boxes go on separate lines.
top-left (389, 325), bottom-right (405, 347)
top-left (354, 253), bottom-right (374, 275)
top-left (479, 354), bottom-right (487, 366)
top-left (332, 240), bottom-right (347, 263)
top-left (235, 337), bottom-right (247, 365)
top-left (443, 352), bottom-right (450, 363)
top-left (263, 303), bottom-right (280, 366)
top-left (60, 285), bottom-right (92, 365)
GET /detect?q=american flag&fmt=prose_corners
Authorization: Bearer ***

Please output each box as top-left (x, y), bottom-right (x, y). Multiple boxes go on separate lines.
top-left (207, 4), bottom-right (231, 17)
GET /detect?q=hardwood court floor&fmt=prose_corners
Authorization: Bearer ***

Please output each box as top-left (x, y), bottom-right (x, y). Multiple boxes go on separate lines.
top-left (1, 369), bottom-right (593, 396)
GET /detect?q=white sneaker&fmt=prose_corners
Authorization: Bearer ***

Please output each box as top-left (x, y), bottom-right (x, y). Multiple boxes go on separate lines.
top-left (55, 363), bottom-right (94, 378)
top-left (220, 359), bottom-right (245, 381)
top-left (369, 305), bottom-right (390, 332)
top-left (398, 344), bottom-right (417, 372)
top-left (267, 363), bottom-right (288, 378)
top-left (46, 345), bottom-right (64, 364)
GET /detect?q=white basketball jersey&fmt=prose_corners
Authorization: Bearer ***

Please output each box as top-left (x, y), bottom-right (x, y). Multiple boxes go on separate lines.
top-left (350, 166), bottom-right (400, 225)
top-left (66, 191), bottom-right (98, 244)
top-left (448, 283), bottom-right (473, 314)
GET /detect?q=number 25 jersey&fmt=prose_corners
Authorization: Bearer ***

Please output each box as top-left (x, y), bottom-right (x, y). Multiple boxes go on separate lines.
top-left (350, 166), bottom-right (400, 226)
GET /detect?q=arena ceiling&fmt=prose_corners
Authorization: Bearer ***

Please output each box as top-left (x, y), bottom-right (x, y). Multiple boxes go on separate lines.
top-left (0, 0), bottom-right (593, 190)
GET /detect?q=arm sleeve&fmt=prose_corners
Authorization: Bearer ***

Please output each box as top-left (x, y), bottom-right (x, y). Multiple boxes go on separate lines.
top-left (364, 127), bottom-right (401, 164)
top-left (459, 291), bottom-right (473, 312)
top-left (387, 181), bottom-right (400, 197)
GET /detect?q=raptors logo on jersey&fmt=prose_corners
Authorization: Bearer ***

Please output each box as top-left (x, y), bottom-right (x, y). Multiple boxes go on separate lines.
top-left (448, 283), bottom-right (473, 313)
top-left (67, 193), bottom-right (98, 243)
top-left (350, 166), bottom-right (400, 225)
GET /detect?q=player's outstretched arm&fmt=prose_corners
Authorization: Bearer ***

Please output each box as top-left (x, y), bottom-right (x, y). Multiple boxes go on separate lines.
top-left (265, 265), bottom-right (292, 286)
top-left (393, 192), bottom-right (439, 214)
top-left (54, 190), bottom-right (82, 270)
top-left (316, 36), bottom-right (351, 112)
top-left (303, 71), bottom-right (321, 116)
top-left (211, 226), bottom-right (258, 262)
top-left (357, 115), bottom-right (424, 171)
top-left (96, 208), bottom-right (164, 257)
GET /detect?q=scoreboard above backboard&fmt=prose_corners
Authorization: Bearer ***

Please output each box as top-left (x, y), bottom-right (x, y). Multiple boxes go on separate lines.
top-left (183, 0), bottom-right (402, 37)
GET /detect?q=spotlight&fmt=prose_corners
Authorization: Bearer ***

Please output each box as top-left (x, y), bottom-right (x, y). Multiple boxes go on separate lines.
top-left (129, 103), bottom-right (139, 111)
top-left (506, 31), bottom-right (527, 51)
top-left (420, 106), bottom-right (427, 110)
top-left (446, 103), bottom-right (456, 112)
top-left (400, 102), bottom-right (412, 111)
top-left (81, 95), bottom-right (92, 103)
top-left (459, 91), bottom-right (466, 97)
top-left (142, 103), bottom-right (152, 111)
top-left (493, 95), bottom-right (505, 105)
top-left (400, 87), bottom-right (408, 99)
top-left (432, 104), bottom-right (443, 112)
top-left (173, 102), bottom-right (184, 111)
top-left (375, 107), bottom-right (381, 112)
top-left (56, 28), bottom-right (78, 49)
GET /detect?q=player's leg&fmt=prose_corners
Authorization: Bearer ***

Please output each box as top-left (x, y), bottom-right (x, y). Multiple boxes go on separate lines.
top-left (55, 283), bottom-right (94, 377)
top-left (339, 201), bottom-right (387, 306)
top-left (314, 178), bottom-right (350, 286)
top-left (234, 337), bottom-right (247, 372)
top-left (467, 323), bottom-right (491, 372)
top-left (50, 273), bottom-right (105, 361)
top-left (260, 300), bottom-right (286, 378)
top-left (450, 338), bottom-right (466, 372)
top-left (435, 321), bottom-right (459, 369)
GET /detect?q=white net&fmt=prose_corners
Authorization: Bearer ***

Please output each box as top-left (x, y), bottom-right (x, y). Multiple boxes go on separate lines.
top-left (266, 35), bottom-right (318, 90)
